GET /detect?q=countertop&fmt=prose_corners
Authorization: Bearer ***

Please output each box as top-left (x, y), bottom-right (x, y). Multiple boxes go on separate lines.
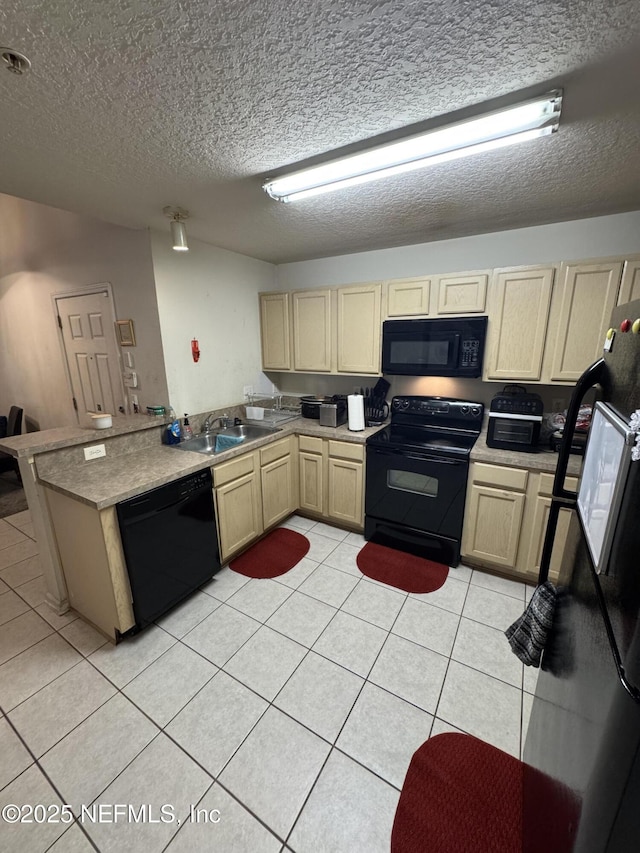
top-left (36, 417), bottom-right (384, 510)
top-left (34, 415), bottom-right (581, 510)
top-left (0, 415), bottom-right (166, 458)
top-left (470, 421), bottom-right (583, 477)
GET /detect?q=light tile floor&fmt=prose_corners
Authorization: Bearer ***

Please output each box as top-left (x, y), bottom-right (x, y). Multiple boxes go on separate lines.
top-left (0, 510), bottom-right (537, 852)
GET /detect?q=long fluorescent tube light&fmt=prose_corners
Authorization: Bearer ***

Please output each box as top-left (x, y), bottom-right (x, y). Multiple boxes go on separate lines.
top-left (263, 90), bottom-right (562, 203)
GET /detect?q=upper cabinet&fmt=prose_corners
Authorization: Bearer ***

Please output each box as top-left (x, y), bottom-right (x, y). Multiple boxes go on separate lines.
top-left (485, 257), bottom-right (637, 385)
top-left (546, 260), bottom-right (622, 382)
top-left (618, 258), bottom-right (640, 305)
top-left (337, 283), bottom-right (382, 374)
top-left (292, 289), bottom-right (333, 372)
top-left (435, 272), bottom-right (488, 315)
top-left (383, 270), bottom-right (488, 317)
top-left (484, 266), bottom-right (555, 381)
top-left (260, 282), bottom-right (382, 376)
top-left (386, 277), bottom-right (432, 316)
top-left (260, 292), bottom-right (291, 370)
top-left (260, 254), bottom-right (640, 382)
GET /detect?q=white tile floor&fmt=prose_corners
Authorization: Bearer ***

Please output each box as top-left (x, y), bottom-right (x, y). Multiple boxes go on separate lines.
top-left (0, 510), bottom-right (538, 852)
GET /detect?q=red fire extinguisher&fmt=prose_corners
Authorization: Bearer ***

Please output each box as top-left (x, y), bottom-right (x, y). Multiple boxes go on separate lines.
top-left (191, 338), bottom-right (200, 362)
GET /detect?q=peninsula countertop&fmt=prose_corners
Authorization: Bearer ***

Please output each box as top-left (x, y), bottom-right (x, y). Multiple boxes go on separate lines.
top-left (35, 418), bottom-right (385, 510)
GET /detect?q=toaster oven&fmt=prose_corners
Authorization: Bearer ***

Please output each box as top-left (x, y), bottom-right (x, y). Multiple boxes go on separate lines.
top-left (486, 385), bottom-right (543, 452)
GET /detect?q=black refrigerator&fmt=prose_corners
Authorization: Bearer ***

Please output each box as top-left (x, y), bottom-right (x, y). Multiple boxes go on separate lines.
top-left (523, 298), bottom-right (640, 852)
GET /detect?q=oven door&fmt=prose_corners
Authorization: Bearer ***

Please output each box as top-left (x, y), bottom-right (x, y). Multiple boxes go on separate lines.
top-left (365, 446), bottom-right (468, 539)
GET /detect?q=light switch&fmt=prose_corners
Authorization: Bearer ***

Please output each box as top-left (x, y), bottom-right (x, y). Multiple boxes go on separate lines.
top-left (124, 351), bottom-right (135, 368)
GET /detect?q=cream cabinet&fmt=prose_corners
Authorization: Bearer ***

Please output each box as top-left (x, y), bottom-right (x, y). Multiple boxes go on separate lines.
top-left (384, 270), bottom-right (488, 318)
top-left (260, 292), bottom-right (291, 370)
top-left (546, 260), bottom-right (622, 383)
top-left (524, 473), bottom-right (579, 584)
top-left (462, 464), bottom-right (528, 569)
top-left (298, 435), bottom-right (326, 515)
top-left (386, 277), bottom-right (432, 316)
top-left (618, 258), bottom-right (640, 304)
top-left (260, 436), bottom-right (297, 528)
top-left (44, 488), bottom-right (135, 641)
top-left (213, 452), bottom-right (263, 563)
top-left (292, 288), bottom-right (333, 372)
top-left (337, 283), bottom-right (382, 374)
top-left (484, 265), bottom-right (555, 381)
top-left (298, 434), bottom-right (364, 529)
top-left (462, 462), bottom-right (579, 583)
top-left (435, 271), bottom-right (488, 315)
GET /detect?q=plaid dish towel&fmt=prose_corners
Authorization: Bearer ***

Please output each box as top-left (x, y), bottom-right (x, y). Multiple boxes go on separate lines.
top-left (505, 581), bottom-right (557, 667)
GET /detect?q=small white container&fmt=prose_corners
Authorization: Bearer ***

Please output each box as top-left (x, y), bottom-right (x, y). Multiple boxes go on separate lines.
top-left (91, 413), bottom-right (112, 429)
top-left (246, 406), bottom-right (264, 420)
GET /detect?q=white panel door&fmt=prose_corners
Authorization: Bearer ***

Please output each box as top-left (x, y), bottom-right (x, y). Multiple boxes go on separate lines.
top-left (56, 289), bottom-right (126, 423)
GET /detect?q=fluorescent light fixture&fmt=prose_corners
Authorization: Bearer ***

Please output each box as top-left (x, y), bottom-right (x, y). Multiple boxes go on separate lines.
top-left (263, 90), bottom-right (562, 203)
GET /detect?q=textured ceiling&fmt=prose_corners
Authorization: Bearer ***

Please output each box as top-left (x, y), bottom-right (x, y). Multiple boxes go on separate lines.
top-left (1, 0), bottom-right (640, 263)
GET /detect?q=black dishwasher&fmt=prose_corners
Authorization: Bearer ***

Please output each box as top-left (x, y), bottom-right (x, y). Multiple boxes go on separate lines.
top-left (117, 469), bottom-right (220, 631)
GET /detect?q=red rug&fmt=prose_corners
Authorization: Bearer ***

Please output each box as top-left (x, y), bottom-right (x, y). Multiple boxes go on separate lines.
top-left (356, 541), bottom-right (448, 593)
top-left (230, 527), bottom-right (310, 579)
top-left (392, 733), bottom-right (523, 853)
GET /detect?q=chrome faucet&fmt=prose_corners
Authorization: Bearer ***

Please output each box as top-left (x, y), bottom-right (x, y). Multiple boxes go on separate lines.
top-left (203, 412), bottom-right (231, 433)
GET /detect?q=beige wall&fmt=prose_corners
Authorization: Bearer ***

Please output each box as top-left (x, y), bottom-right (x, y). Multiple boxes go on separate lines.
top-left (150, 231), bottom-right (277, 416)
top-left (0, 194), bottom-right (168, 430)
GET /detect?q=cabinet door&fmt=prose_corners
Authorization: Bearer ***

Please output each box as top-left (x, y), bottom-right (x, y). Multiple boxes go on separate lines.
top-left (327, 458), bottom-right (363, 527)
top-left (526, 474), bottom-right (579, 582)
top-left (462, 484), bottom-right (525, 568)
top-left (337, 283), bottom-right (382, 374)
top-left (216, 472), bottom-right (262, 562)
top-left (484, 266), bottom-right (554, 381)
top-left (292, 289), bottom-right (332, 372)
top-left (299, 451), bottom-right (325, 515)
top-left (386, 277), bottom-right (431, 317)
top-left (618, 258), bottom-right (640, 305)
top-left (548, 261), bottom-right (622, 382)
top-left (436, 272), bottom-right (488, 315)
top-left (260, 292), bottom-right (291, 370)
top-left (261, 454), bottom-right (295, 529)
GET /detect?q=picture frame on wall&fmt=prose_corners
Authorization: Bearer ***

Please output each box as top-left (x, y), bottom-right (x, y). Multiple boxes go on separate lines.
top-left (115, 319), bottom-right (136, 346)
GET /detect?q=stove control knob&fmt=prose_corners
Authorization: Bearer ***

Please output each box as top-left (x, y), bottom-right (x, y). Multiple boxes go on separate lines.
top-left (461, 405), bottom-right (470, 415)
top-left (400, 399), bottom-right (410, 410)
top-left (471, 407), bottom-right (480, 417)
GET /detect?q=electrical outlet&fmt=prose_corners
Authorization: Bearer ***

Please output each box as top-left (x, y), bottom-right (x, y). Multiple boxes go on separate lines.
top-left (84, 444), bottom-right (106, 461)
top-left (243, 385), bottom-right (254, 399)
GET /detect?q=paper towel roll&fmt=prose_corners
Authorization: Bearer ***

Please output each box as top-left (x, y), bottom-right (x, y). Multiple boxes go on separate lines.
top-left (348, 394), bottom-right (365, 431)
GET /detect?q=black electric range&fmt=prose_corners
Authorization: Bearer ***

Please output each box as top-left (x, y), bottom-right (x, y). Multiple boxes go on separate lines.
top-left (365, 396), bottom-right (484, 565)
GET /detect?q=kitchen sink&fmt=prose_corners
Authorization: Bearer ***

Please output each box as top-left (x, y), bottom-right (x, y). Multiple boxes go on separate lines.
top-left (174, 423), bottom-right (281, 455)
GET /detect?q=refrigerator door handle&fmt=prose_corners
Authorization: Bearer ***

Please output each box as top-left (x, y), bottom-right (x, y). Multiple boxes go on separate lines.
top-left (552, 357), bottom-right (608, 501)
top-left (539, 357), bottom-right (608, 584)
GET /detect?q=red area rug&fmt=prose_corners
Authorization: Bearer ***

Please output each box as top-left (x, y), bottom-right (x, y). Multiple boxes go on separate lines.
top-left (356, 541), bottom-right (448, 593)
top-left (392, 733), bottom-right (523, 853)
top-left (230, 527), bottom-right (310, 579)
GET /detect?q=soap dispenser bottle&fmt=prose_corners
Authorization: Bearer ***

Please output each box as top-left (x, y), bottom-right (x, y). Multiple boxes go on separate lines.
top-left (182, 414), bottom-right (193, 441)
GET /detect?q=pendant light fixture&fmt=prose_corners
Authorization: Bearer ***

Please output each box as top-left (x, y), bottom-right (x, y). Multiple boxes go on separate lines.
top-left (263, 90), bottom-right (562, 203)
top-left (163, 206), bottom-right (190, 251)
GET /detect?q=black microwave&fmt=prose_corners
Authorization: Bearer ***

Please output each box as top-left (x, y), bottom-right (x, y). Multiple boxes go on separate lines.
top-left (382, 316), bottom-right (488, 377)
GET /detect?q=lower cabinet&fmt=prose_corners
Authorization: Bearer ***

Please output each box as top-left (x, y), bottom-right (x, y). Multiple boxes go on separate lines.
top-left (298, 435), bottom-right (364, 528)
top-left (43, 487), bottom-right (135, 641)
top-left (260, 436), bottom-right (298, 528)
top-left (213, 451), bottom-right (263, 563)
top-left (213, 436), bottom-right (297, 563)
top-left (461, 462), bottom-right (578, 583)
